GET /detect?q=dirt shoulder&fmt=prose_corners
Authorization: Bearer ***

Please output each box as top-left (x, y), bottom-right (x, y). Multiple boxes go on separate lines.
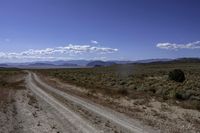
top-left (37, 72), bottom-right (200, 133)
top-left (27, 72), bottom-right (100, 133)
top-left (31, 72), bottom-right (156, 133)
top-left (0, 71), bottom-right (79, 133)
top-left (0, 71), bottom-right (26, 133)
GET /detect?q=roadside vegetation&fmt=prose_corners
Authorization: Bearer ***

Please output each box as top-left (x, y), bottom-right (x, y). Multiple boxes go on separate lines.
top-left (0, 68), bottom-right (25, 108)
top-left (36, 62), bottom-right (200, 110)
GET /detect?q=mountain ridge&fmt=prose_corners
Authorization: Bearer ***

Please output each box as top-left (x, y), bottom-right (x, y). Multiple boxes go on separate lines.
top-left (1, 57), bottom-right (200, 68)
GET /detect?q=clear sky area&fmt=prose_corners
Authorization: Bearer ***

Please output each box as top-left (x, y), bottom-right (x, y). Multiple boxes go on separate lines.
top-left (0, 0), bottom-right (200, 62)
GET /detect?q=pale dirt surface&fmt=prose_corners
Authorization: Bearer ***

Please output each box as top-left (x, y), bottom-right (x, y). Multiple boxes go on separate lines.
top-left (1, 71), bottom-right (200, 133)
top-left (0, 85), bottom-right (81, 133)
top-left (14, 89), bottom-right (80, 133)
top-left (0, 73), bottom-right (93, 133)
top-left (27, 72), bottom-right (100, 133)
top-left (29, 72), bottom-right (157, 133)
top-left (0, 90), bottom-right (18, 133)
top-left (39, 73), bottom-right (200, 133)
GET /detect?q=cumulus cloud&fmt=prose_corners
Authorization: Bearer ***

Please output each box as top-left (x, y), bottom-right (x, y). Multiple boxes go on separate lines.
top-left (91, 40), bottom-right (99, 44)
top-left (156, 41), bottom-right (200, 50)
top-left (57, 44), bottom-right (118, 54)
top-left (0, 44), bottom-right (118, 60)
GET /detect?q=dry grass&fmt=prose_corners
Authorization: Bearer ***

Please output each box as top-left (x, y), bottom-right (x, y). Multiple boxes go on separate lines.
top-left (0, 68), bottom-right (26, 108)
top-left (35, 62), bottom-right (200, 110)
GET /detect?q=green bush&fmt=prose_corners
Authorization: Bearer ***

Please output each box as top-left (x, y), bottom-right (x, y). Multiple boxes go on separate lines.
top-left (168, 69), bottom-right (185, 82)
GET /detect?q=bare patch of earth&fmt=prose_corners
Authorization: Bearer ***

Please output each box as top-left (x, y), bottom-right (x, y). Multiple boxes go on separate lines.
top-left (40, 74), bottom-right (200, 133)
top-left (0, 85), bottom-right (78, 133)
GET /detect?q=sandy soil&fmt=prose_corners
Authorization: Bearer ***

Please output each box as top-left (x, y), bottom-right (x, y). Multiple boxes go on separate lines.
top-left (28, 72), bottom-right (157, 133)
top-left (27, 72), bottom-right (99, 133)
top-left (1, 71), bottom-right (199, 133)
top-left (0, 86), bottom-right (85, 133)
top-left (38, 72), bottom-right (200, 133)
top-left (1, 74), bottom-right (89, 133)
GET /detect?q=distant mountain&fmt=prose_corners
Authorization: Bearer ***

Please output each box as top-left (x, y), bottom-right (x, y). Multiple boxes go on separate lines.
top-left (33, 60), bottom-right (90, 66)
top-left (0, 64), bottom-right (8, 67)
top-left (109, 60), bottom-right (135, 64)
top-left (172, 58), bottom-right (200, 63)
top-left (62, 60), bottom-right (90, 66)
top-left (26, 62), bottom-right (78, 68)
top-left (29, 63), bottom-right (56, 66)
top-left (60, 63), bottom-right (78, 66)
top-left (132, 58), bottom-right (200, 65)
top-left (134, 59), bottom-right (172, 63)
top-left (87, 61), bottom-right (116, 67)
top-left (1, 58), bottom-right (200, 68)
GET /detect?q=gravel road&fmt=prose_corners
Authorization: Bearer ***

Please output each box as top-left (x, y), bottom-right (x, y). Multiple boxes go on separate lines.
top-left (26, 72), bottom-right (157, 133)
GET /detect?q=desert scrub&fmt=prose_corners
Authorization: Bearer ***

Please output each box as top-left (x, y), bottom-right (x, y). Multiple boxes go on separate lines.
top-left (168, 69), bottom-right (185, 82)
top-left (0, 68), bottom-right (26, 108)
top-left (36, 62), bottom-right (200, 110)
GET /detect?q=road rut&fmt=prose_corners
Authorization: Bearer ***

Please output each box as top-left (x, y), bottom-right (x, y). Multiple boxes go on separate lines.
top-left (26, 72), bottom-right (100, 133)
top-left (27, 72), bottom-right (157, 133)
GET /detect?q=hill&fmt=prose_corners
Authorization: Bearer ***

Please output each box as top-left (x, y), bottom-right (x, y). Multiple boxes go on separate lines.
top-left (87, 61), bottom-right (116, 67)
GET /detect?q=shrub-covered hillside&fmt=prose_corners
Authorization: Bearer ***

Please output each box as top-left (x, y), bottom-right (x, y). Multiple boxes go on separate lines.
top-left (36, 62), bottom-right (200, 110)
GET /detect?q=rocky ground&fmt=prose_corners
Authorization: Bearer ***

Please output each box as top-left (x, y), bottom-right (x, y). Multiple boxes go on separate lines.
top-left (1, 71), bottom-right (200, 133)
top-left (40, 73), bottom-right (200, 133)
top-left (0, 85), bottom-right (76, 133)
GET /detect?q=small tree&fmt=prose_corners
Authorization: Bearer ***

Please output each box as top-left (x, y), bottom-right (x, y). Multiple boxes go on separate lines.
top-left (168, 69), bottom-right (185, 82)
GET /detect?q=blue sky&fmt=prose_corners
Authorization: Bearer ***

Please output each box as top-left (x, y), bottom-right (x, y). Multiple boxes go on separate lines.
top-left (0, 0), bottom-right (200, 62)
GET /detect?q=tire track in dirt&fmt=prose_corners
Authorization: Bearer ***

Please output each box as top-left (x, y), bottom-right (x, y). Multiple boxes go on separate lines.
top-left (26, 72), bottom-right (100, 133)
top-left (30, 72), bottom-right (157, 133)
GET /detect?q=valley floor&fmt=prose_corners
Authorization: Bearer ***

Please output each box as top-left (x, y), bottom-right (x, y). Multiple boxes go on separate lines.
top-left (0, 71), bottom-right (200, 133)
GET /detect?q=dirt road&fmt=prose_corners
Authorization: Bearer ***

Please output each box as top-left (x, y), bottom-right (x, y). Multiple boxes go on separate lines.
top-left (26, 72), bottom-right (157, 133)
top-left (1, 71), bottom-right (199, 133)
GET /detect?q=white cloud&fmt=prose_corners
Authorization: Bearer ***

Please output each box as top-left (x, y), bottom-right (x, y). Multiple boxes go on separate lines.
top-left (57, 44), bottom-right (118, 54)
top-left (91, 40), bottom-right (99, 44)
top-left (156, 41), bottom-right (200, 50)
top-left (0, 44), bottom-right (118, 60)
